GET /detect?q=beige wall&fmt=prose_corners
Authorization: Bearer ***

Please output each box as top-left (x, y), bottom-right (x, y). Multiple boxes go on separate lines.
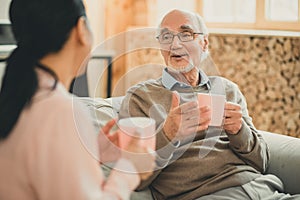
top-left (0, 0), bottom-right (10, 20)
top-left (84, 0), bottom-right (107, 97)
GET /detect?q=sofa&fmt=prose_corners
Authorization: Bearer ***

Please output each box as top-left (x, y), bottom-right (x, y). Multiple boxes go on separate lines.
top-left (79, 97), bottom-right (300, 199)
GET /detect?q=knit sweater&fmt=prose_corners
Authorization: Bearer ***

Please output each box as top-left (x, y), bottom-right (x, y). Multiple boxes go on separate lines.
top-left (119, 70), bottom-right (270, 200)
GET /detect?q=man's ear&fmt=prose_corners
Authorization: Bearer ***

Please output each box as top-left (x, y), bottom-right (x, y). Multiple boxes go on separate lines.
top-left (75, 16), bottom-right (90, 46)
top-left (201, 36), bottom-right (209, 51)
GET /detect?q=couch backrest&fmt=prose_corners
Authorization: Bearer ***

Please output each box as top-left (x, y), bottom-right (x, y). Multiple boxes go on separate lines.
top-left (78, 96), bottom-right (124, 128)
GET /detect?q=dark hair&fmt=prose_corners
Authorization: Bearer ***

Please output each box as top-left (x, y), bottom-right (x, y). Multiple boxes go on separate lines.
top-left (0, 0), bottom-right (86, 139)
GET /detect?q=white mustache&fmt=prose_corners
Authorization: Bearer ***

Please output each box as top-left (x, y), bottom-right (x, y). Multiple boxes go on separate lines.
top-left (167, 56), bottom-right (195, 73)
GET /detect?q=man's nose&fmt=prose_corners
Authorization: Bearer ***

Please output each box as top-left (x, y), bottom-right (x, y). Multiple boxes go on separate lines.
top-left (171, 35), bottom-right (183, 49)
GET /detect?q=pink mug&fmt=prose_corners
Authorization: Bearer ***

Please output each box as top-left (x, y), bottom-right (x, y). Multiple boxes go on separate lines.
top-left (197, 93), bottom-right (226, 127)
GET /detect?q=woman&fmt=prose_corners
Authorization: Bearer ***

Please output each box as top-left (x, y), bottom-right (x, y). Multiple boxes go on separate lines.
top-left (0, 0), bottom-right (153, 199)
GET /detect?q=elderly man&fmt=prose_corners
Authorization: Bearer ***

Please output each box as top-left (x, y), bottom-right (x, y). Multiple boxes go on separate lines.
top-left (119, 9), bottom-right (298, 200)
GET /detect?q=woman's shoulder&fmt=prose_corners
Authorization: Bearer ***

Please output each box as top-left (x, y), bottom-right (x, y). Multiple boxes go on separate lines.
top-left (30, 85), bottom-right (90, 128)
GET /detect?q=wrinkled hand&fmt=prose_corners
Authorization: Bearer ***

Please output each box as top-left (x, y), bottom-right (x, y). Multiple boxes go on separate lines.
top-left (223, 102), bottom-right (243, 135)
top-left (163, 92), bottom-right (211, 141)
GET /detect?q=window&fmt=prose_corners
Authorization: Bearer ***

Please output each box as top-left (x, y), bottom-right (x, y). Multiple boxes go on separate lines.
top-left (203, 0), bottom-right (256, 23)
top-left (266, 0), bottom-right (298, 21)
top-left (197, 0), bottom-right (300, 31)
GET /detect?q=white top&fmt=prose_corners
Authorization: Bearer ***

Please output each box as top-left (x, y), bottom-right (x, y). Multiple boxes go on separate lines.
top-left (0, 70), bottom-right (139, 200)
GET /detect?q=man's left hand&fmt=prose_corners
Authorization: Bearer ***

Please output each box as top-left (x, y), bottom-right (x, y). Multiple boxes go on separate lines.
top-left (223, 102), bottom-right (242, 135)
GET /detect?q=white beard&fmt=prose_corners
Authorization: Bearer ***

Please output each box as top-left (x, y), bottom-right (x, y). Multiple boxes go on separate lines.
top-left (166, 49), bottom-right (209, 74)
top-left (167, 57), bottom-right (195, 74)
top-left (201, 49), bottom-right (209, 62)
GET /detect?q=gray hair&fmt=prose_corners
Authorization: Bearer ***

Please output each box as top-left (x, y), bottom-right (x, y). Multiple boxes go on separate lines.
top-left (157, 9), bottom-right (209, 36)
top-left (193, 12), bottom-right (209, 36)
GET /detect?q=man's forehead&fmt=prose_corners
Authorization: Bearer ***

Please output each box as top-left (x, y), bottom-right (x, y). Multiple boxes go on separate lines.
top-left (159, 11), bottom-right (199, 33)
top-left (159, 24), bottom-right (195, 33)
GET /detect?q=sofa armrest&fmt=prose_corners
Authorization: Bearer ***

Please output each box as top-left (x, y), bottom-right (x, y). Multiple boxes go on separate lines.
top-left (260, 130), bottom-right (300, 194)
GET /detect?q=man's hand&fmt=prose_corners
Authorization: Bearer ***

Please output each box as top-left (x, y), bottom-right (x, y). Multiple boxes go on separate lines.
top-left (223, 102), bottom-right (243, 135)
top-left (163, 92), bottom-right (211, 141)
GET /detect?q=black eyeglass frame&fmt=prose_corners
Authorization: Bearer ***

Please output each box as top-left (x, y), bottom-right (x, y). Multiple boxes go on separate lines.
top-left (156, 31), bottom-right (204, 44)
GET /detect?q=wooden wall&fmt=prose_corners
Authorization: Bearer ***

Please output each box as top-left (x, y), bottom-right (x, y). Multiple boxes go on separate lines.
top-left (105, 0), bottom-right (151, 96)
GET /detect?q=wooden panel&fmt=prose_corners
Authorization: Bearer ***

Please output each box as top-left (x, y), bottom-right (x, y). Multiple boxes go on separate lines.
top-left (105, 0), bottom-right (132, 96)
top-left (105, 0), bottom-right (150, 96)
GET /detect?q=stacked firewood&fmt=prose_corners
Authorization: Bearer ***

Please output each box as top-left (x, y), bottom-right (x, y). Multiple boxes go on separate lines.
top-left (209, 35), bottom-right (300, 138)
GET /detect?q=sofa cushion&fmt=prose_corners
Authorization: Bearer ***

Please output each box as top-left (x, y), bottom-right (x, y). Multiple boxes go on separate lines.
top-left (78, 97), bottom-right (122, 129)
top-left (261, 131), bottom-right (300, 194)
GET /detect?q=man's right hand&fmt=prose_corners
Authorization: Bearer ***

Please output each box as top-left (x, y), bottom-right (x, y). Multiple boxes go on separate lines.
top-left (163, 92), bottom-right (211, 141)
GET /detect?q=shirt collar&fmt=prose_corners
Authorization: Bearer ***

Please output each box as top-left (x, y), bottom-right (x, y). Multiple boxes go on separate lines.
top-left (162, 67), bottom-right (211, 90)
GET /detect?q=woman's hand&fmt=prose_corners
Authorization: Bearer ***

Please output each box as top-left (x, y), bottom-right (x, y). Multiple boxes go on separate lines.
top-left (122, 137), bottom-right (156, 180)
top-left (99, 119), bottom-right (156, 180)
top-left (98, 119), bottom-right (121, 163)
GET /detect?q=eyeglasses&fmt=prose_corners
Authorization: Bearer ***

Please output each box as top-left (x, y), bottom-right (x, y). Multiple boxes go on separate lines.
top-left (156, 31), bottom-right (203, 44)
